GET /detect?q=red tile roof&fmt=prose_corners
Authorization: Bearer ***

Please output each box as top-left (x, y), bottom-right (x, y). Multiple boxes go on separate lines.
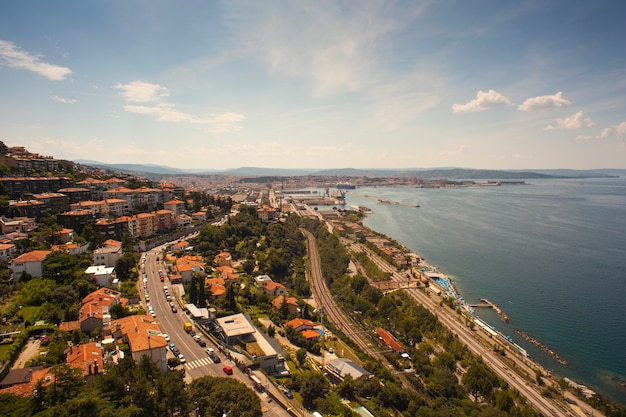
top-left (376, 328), bottom-right (405, 352)
top-left (12, 250), bottom-right (51, 263)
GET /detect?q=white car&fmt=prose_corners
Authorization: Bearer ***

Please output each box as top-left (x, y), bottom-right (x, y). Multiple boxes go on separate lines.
top-left (163, 334), bottom-right (170, 342)
top-left (178, 354), bottom-right (186, 364)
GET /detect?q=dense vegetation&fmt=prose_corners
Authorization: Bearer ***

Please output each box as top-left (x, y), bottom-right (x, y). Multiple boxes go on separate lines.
top-left (0, 355), bottom-right (261, 417)
top-left (300, 217), bottom-right (542, 417)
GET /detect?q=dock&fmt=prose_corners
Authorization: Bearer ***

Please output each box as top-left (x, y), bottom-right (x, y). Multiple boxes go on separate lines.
top-left (348, 192), bottom-right (420, 207)
top-left (469, 298), bottom-right (510, 322)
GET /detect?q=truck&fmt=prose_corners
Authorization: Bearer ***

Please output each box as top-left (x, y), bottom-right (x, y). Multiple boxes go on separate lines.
top-left (184, 322), bottom-right (193, 332)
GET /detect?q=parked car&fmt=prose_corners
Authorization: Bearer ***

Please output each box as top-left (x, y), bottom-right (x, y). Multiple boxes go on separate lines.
top-left (207, 350), bottom-right (220, 363)
top-left (163, 334), bottom-right (170, 342)
top-left (198, 339), bottom-right (206, 347)
top-left (281, 386), bottom-right (293, 399)
top-left (178, 354), bottom-right (186, 364)
top-left (171, 306), bottom-right (177, 313)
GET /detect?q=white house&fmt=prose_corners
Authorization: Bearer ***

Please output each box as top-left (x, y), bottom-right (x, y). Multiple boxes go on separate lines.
top-left (85, 265), bottom-right (115, 287)
top-left (93, 245), bottom-right (122, 268)
top-left (10, 250), bottom-right (51, 280)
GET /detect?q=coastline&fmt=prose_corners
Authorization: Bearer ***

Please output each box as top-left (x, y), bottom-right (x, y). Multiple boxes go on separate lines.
top-left (344, 188), bottom-right (616, 406)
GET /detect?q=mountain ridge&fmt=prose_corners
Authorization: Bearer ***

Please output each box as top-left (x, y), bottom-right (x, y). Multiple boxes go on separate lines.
top-left (73, 160), bottom-right (624, 179)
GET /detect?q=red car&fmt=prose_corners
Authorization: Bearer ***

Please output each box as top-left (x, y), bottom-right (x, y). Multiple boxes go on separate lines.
top-left (222, 365), bottom-right (233, 375)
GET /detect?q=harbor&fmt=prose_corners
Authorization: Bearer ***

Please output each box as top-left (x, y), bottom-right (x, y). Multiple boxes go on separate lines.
top-left (347, 191), bottom-right (420, 207)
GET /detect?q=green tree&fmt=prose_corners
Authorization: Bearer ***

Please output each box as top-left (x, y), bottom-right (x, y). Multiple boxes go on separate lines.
top-left (115, 252), bottom-right (138, 281)
top-left (45, 337), bottom-right (70, 365)
top-left (189, 375), bottom-right (261, 417)
top-left (226, 284), bottom-right (239, 313)
top-left (335, 375), bottom-right (355, 400)
top-left (433, 351), bottom-right (457, 371)
top-left (43, 251), bottom-right (78, 284)
top-left (18, 278), bottom-right (56, 306)
top-left (296, 348), bottom-right (308, 366)
top-left (462, 362), bottom-right (500, 402)
top-left (197, 278), bottom-right (206, 308)
top-left (494, 389), bottom-right (516, 413)
top-left (188, 276), bottom-right (198, 305)
top-left (300, 371), bottom-right (329, 409)
top-left (110, 303), bottom-right (133, 319)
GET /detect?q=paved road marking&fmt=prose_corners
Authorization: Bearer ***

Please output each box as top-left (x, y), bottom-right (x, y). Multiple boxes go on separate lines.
top-left (186, 358), bottom-right (212, 369)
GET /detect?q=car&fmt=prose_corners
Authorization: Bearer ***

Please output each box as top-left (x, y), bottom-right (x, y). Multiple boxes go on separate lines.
top-left (281, 386), bottom-right (293, 399)
top-left (178, 354), bottom-right (186, 364)
top-left (198, 339), bottom-right (206, 347)
top-left (150, 311), bottom-right (156, 317)
top-left (206, 349), bottom-right (220, 363)
top-left (222, 365), bottom-right (233, 375)
top-left (189, 330), bottom-right (196, 337)
top-left (171, 306), bottom-right (177, 313)
top-left (163, 334), bottom-right (170, 342)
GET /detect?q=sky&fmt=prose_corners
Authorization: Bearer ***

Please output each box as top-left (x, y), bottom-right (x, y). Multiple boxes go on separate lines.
top-left (1, 1), bottom-right (625, 171)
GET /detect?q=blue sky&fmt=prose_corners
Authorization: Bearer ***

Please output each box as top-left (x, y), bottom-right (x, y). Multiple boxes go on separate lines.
top-left (1, 1), bottom-right (625, 170)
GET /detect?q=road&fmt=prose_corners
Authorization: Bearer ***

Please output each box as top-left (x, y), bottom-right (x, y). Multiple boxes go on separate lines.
top-left (143, 245), bottom-right (293, 417)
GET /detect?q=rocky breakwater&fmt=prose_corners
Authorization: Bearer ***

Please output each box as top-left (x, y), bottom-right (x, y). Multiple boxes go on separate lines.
top-left (514, 329), bottom-right (569, 366)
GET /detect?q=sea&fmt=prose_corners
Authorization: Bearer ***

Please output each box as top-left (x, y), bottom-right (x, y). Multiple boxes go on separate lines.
top-left (340, 177), bottom-right (626, 405)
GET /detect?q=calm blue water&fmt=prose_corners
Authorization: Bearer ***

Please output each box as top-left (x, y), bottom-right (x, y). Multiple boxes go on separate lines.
top-left (343, 178), bottom-right (626, 405)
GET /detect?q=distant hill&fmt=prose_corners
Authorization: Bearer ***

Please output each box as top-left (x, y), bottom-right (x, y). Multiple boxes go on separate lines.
top-left (314, 168), bottom-right (557, 179)
top-left (73, 160), bottom-right (623, 179)
top-left (220, 167), bottom-right (317, 176)
top-left (74, 160), bottom-right (220, 175)
top-left (527, 169), bottom-right (624, 178)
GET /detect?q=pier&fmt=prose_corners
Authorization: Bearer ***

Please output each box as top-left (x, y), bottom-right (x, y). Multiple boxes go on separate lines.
top-left (468, 298), bottom-right (510, 322)
top-left (348, 191), bottom-right (420, 207)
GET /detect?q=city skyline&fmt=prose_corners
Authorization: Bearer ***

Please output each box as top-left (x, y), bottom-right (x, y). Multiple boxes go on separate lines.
top-left (1, 1), bottom-right (625, 170)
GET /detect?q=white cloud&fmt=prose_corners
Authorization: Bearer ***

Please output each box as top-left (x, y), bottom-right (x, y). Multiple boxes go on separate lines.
top-left (223, 2), bottom-right (424, 97)
top-left (123, 104), bottom-right (244, 126)
top-left (518, 91), bottom-right (570, 111)
top-left (452, 89), bottom-right (512, 113)
top-left (596, 122), bottom-right (626, 140)
top-left (600, 127), bottom-right (613, 139)
top-left (0, 40), bottom-right (72, 80)
top-left (115, 80), bottom-right (245, 133)
top-left (51, 95), bottom-right (76, 104)
top-left (544, 110), bottom-right (594, 131)
top-left (114, 81), bottom-right (169, 103)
